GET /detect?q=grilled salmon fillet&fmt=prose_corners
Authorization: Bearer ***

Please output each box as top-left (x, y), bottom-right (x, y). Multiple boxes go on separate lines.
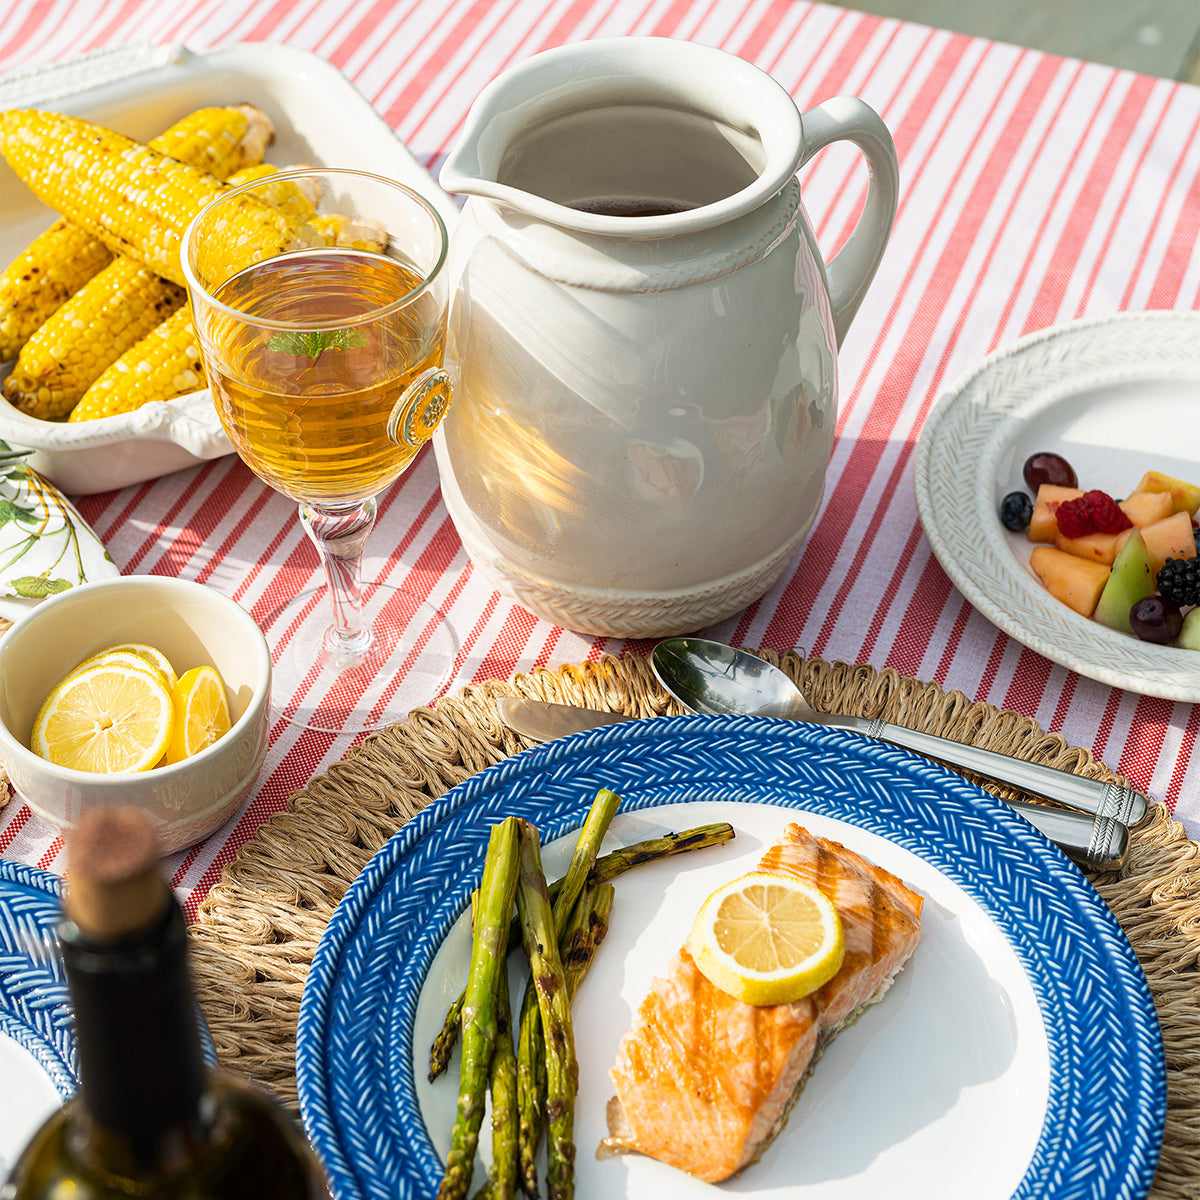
top-left (598, 823), bottom-right (923, 1182)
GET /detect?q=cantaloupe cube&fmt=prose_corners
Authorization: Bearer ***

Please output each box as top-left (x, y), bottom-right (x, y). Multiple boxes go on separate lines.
top-left (1119, 491), bottom-right (1173, 528)
top-left (1030, 546), bottom-right (1111, 617)
top-left (1054, 529), bottom-right (1119, 564)
top-left (1133, 471), bottom-right (1200, 516)
top-left (1140, 510), bottom-right (1196, 576)
top-left (1028, 484), bottom-right (1083, 543)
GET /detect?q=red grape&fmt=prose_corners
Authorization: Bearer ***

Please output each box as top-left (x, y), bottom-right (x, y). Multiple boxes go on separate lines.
top-left (1023, 452), bottom-right (1078, 492)
top-left (1129, 596), bottom-right (1182, 644)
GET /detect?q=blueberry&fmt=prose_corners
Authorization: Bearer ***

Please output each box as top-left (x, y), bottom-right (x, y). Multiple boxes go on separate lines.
top-left (999, 491), bottom-right (1034, 532)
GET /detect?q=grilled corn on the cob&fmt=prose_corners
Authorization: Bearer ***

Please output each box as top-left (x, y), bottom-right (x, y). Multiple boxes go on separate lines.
top-left (0, 109), bottom-right (298, 287)
top-left (69, 307), bottom-right (203, 422)
top-left (2, 106), bottom-right (276, 419)
top-left (0, 105), bottom-right (273, 362)
top-left (226, 162), bottom-right (322, 218)
top-left (311, 213), bottom-right (389, 252)
top-left (0, 223), bottom-right (114, 361)
top-left (223, 166), bottom-right (387, 249)
top-left (3, 263), bottom-right (186, 419)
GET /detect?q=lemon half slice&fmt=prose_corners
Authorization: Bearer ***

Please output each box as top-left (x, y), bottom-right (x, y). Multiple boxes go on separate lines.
top-left (163, 664), bottom-right (231, 765)
top-left (31, 661), bottom-right (175, 773)
top-left (688, 871), bottom-right (845, 1006)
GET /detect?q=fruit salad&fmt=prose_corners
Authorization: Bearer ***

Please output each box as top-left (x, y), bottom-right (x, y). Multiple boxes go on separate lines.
top-left (1001, 457), bottom-right (1200, 649)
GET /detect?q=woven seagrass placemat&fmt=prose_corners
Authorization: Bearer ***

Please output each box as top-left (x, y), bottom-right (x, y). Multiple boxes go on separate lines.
top-left (188, 650), bottom-right (1200, 1199)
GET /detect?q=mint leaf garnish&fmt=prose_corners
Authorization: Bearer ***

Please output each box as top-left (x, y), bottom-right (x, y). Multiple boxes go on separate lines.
top-left (267, 328), bottom-right (367, 361)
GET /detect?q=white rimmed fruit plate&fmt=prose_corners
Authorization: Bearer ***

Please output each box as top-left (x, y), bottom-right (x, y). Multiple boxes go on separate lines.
top-left (915, 309), bottom-right (1200, 701)
top-left (295, 714), bottom-right (1164, 1200)
top-left (0, 41), bottom-right (458, 495)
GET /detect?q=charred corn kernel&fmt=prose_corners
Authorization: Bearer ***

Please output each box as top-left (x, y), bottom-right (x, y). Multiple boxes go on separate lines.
top-left (0, 220), bottom-right (113, 361)
top-left (2, 259), bottom-right (186, 419)
top-left (0, 105), bottom-right (272, 361)
top-left (0, 110), bottom-right (296, 287)
top-left (69, 308), bottom-right (204, 421)
top-left (311, 213), bottom-right (389, 252)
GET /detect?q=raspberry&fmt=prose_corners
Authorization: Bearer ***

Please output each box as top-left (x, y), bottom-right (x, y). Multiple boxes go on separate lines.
top-left (1157, 556), bottom-right (1200, 607)
top-left (1055, 490), bottom-right (1131, 538)
top-left (1082, 489), bottom-right (1133, 535)
top-left (1055, 496), bottom-right (1095, 539)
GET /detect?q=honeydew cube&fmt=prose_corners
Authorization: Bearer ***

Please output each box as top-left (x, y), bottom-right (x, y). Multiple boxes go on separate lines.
top-left (1094, 529), bottom-right (1155, 633)
top-left (1029, 546), bottom-right (1111, 618)
top-left (1028, 484), bottom-right (1083, 544)
top-left (1178, 607), bottom-right (1200, 651)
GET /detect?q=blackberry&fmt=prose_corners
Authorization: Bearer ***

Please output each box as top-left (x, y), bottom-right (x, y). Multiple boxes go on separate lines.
top-left (999, 491), bottom-right (1033, 532)
top-left (1156, 556), bottom-right (1200, 607)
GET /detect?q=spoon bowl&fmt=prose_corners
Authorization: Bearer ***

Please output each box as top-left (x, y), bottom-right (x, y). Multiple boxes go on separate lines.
top-left (650, 638), bottom-right (817, 721)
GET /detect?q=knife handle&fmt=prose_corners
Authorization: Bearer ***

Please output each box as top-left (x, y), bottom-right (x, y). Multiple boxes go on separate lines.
top-left (1005, 799), bottom-right (1128, 871)
top-left (869, 721), bottom-right (1148, 826)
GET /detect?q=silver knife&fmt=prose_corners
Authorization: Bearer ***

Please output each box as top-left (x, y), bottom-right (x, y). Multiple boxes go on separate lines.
top-left (495, 698), bottom-right (1129, 870)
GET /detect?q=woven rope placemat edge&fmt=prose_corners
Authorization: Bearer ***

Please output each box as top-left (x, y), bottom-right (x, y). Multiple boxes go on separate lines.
top-left (188, 650), bottom-right (1200, 1200)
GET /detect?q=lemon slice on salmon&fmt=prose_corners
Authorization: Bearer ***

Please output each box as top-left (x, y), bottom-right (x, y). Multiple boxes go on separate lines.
top-left (31, 660), bottom-right (175, 773)
top-left (688, 872), bottom-right (844, 1006)
top-left (163, 664), bottom-right (231, 765)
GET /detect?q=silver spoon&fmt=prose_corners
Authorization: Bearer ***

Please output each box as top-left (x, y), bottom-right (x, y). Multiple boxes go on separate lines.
top-left (650, 638), bottom-right (1147, 828)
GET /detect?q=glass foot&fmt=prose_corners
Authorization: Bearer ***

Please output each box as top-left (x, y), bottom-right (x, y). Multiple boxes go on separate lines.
top-left (261, 582), bottom-right (459, 735)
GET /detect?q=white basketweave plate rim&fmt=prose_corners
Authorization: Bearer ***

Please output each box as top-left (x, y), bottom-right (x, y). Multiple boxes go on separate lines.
top-left (0, 40), bottom-right (457, 495)
top-left (914, 308), bottom-right (1200, 701)
top-left (295, 714), bottom-right (1164, 1200)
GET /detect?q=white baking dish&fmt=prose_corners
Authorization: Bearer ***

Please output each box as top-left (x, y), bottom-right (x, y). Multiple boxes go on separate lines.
top-left (0, 41), bottom-right (459, 495)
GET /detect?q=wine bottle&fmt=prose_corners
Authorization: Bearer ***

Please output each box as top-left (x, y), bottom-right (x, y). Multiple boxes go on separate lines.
top-left (2, 807), bottom-right (329, 1199)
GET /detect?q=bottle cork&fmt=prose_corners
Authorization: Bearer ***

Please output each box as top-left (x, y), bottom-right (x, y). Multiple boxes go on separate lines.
top-left (65, 807), bottom-right (169, 940)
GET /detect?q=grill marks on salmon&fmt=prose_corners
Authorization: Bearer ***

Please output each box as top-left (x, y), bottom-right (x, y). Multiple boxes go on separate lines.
top-left (599, 824), bottom-right (923, 1182)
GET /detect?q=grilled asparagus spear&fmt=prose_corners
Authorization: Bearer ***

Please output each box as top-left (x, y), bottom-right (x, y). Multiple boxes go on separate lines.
top-left (437, 817), bottom-right (522, 1200)
top-left (428, 821), bottom-right (735, 1082)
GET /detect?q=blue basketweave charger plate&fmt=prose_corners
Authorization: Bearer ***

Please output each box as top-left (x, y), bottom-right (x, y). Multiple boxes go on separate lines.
top-left (0, 859), bottom-right (220, 1177)
top-left (296, 714), bottom-right (1165, 1200)
top-left (0, 862), bottom-right (74, 1093)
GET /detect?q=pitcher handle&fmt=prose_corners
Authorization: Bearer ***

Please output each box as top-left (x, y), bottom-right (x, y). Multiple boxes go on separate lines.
top-left (798, 96), bottom-right (899, 346)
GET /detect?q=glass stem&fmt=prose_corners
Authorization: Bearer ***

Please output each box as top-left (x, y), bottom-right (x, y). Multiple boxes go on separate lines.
top-left (298, 498), bottom-right (378, 661)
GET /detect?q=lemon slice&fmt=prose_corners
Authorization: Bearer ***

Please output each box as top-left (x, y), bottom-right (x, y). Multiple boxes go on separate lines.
top-left (688, 871), bottom-right (845, 1006)
top-left (31, 661), bottom-right (175, 773)
top-left (103, 643), bottom-right (178, 689)
top-left (65, 647), bottom-right (173, 690)
top-left (163, 664), bottom-right (231, 764)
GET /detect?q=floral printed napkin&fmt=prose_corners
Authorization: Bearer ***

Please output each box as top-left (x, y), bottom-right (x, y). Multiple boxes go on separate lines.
top-left (0, 440), bottom-right (118, 622)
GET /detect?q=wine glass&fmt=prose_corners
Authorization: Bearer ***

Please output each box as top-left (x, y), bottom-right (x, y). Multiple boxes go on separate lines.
top-left (181, 169), bottom-right (456, 734)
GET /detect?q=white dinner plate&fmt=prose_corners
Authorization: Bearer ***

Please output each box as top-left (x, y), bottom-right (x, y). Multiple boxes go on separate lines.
top-left (296, 715), bottom-right (1164, 1200)
top-left (914, 309), bottom-right (1200, 700)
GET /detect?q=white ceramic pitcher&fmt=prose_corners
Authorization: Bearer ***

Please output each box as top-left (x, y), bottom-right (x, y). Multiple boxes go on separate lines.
top-left (435, 37), bottom-right (898, 637)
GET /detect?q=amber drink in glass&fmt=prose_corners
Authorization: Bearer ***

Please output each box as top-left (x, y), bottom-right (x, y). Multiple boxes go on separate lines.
top-left (182, 170), bottom-right (454, 733)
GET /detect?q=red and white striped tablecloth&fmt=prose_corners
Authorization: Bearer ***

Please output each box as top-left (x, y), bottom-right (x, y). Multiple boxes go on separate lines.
top-left (3, 0), bottom-right (1199, 914)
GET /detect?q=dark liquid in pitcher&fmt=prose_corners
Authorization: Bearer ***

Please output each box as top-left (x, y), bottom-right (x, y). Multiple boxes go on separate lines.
top-left (571, 198), bottom-right (695, 217)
